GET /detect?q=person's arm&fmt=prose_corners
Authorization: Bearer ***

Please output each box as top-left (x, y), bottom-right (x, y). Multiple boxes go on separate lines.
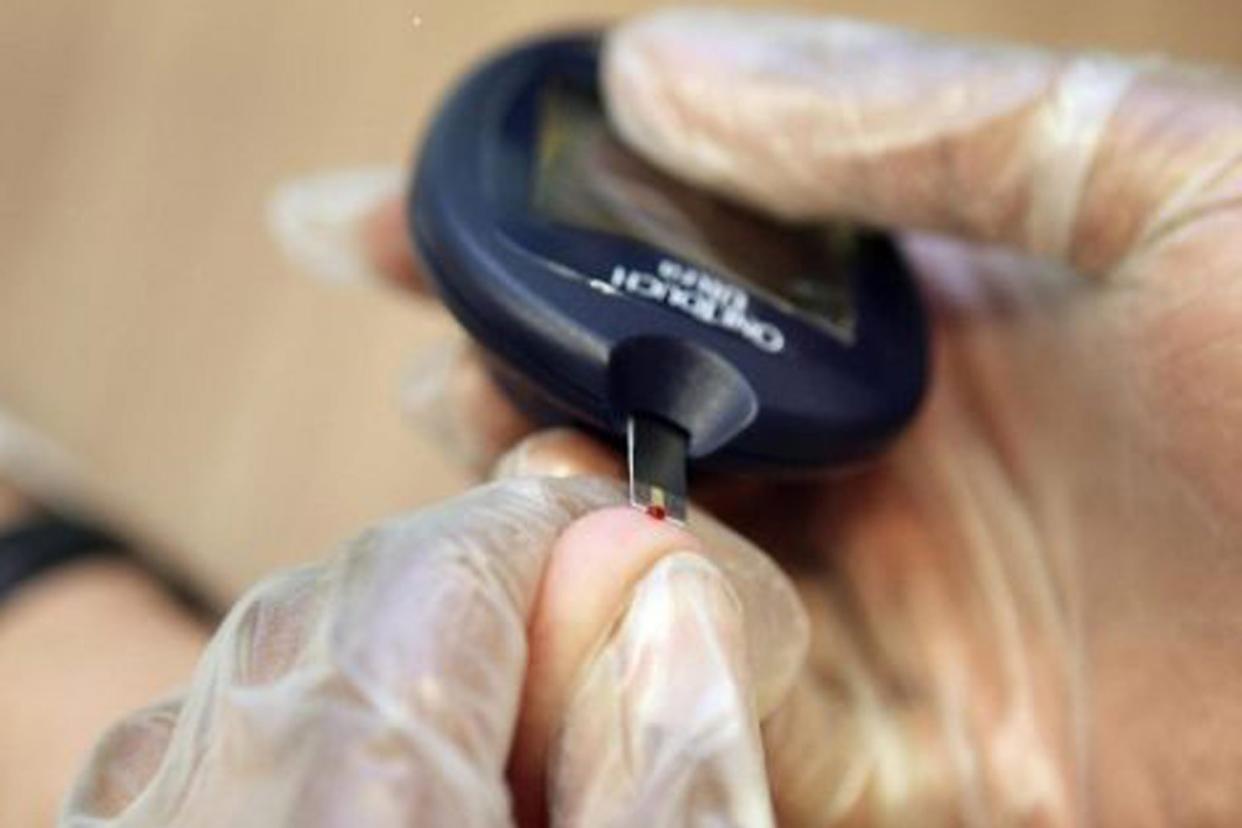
top-left (0, 484), bottom-right (206, 826)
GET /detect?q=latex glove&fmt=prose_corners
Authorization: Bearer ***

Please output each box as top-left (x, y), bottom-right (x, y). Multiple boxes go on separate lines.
top-left (59, 476), bottom-right (807, 827)
top-left (597, 12), bottom-right (1242, 826)
top-left (267, 9), bottom-right (1242, 827)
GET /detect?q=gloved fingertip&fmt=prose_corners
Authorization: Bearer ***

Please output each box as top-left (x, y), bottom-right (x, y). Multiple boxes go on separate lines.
top-left (602, 12), bottom-right (702, 184)
top-left (492, 429), bottom-right (622, 481)
top-left (267, 165), bottom-right (404, 288)
top-left (604, 8), bottom-right (807, 150)
top-left (61, 697), bottom-right (183, 821)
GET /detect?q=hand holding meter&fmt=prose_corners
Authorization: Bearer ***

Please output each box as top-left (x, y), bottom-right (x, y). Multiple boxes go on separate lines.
top-left (409, 35), bottom-right (928, 521)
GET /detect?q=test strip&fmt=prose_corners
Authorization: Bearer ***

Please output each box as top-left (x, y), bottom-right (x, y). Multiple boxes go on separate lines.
top-left (627, 414), bottom-right (688, 523)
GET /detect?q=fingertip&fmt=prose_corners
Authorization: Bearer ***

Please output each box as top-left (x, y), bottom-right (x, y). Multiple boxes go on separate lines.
top-left (534, 508), bottom-right (706, 668)
top-left (602, 11), bottom-right (710, 191)
top-left (267, 166), bottom-right (406, 288)
top-left (62, 697), bottom-right (183, 821)
top-left (544, 507), bottom-right (704, 603)
top-left (492, 429), bottom-right (623, 481)
top-left (357, 193), bottom-right (431, 293)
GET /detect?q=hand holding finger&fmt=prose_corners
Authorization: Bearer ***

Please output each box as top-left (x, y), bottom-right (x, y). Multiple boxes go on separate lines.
top-left (63, 478), bottom-right (622, 826)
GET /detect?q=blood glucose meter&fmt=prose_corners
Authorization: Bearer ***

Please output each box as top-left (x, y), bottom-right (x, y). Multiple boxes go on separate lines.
top-left (409, 34), bottom-right (928, 520)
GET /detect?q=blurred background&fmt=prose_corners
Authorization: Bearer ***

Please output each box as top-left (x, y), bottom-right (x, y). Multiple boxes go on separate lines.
top-left (1, 0), bottom-right (1239, 605)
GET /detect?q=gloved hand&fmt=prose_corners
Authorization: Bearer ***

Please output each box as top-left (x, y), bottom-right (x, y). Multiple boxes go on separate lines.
top-left (591, 11), bottom-right (1242, 826)
top-left (262, 8), bottom-right (1239, 825)
top-left (60, 475), bottom-right (807, 826)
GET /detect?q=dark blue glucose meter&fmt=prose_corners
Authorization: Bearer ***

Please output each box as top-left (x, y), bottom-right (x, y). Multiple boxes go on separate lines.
top-left (410, 34), bottom-right (928, 521)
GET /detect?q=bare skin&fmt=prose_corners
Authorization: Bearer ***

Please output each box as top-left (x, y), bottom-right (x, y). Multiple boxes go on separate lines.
top-left (0, 482), bottom-right (207, 826)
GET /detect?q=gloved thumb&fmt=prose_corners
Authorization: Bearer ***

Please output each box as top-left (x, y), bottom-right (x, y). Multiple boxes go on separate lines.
top-left (604, 9), bottom-right (1236, 275)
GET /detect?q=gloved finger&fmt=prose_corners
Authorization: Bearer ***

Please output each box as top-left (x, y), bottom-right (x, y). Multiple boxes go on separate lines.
top-left (268, 167), bottom-right (545, 473)
top-left (752, 431), bottom-right (1086, 826)
top-left (510, 504), bottom-right (808, 825)
top-left (550, 551), bottom-right (774, 827)
top-left (402, 340), bottom-right (538, 474)
top-left (73, 479), bottom-right (624, 827)
top-left (604, 9), bottom-right (1240, 274)
top-left (528, 501), bottom-right (959, 828)
top-left (755, 579), bottom-right (970, 827)
top-left (61, 697), bottom-right (184, 824)
top-left (268, 166), bottom-right (431, 294)
top-left (492, 428), bottom-right (623, 481)
top-left (254, 479), bottom-right (621, 825)
top-left (61, 563), bottom-right (331, 825)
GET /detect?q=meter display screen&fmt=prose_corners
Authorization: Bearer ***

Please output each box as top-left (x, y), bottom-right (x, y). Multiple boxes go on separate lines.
top-left (531, 84), bottom-right (856, 339)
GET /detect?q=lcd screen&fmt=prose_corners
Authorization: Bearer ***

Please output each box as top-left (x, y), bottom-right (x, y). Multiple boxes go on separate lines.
top-left (532, 84), bottom-right (856, 339)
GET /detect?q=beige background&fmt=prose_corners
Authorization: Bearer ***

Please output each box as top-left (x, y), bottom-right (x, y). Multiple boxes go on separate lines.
top-left (1, 0), bottom-right (1239, 603)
